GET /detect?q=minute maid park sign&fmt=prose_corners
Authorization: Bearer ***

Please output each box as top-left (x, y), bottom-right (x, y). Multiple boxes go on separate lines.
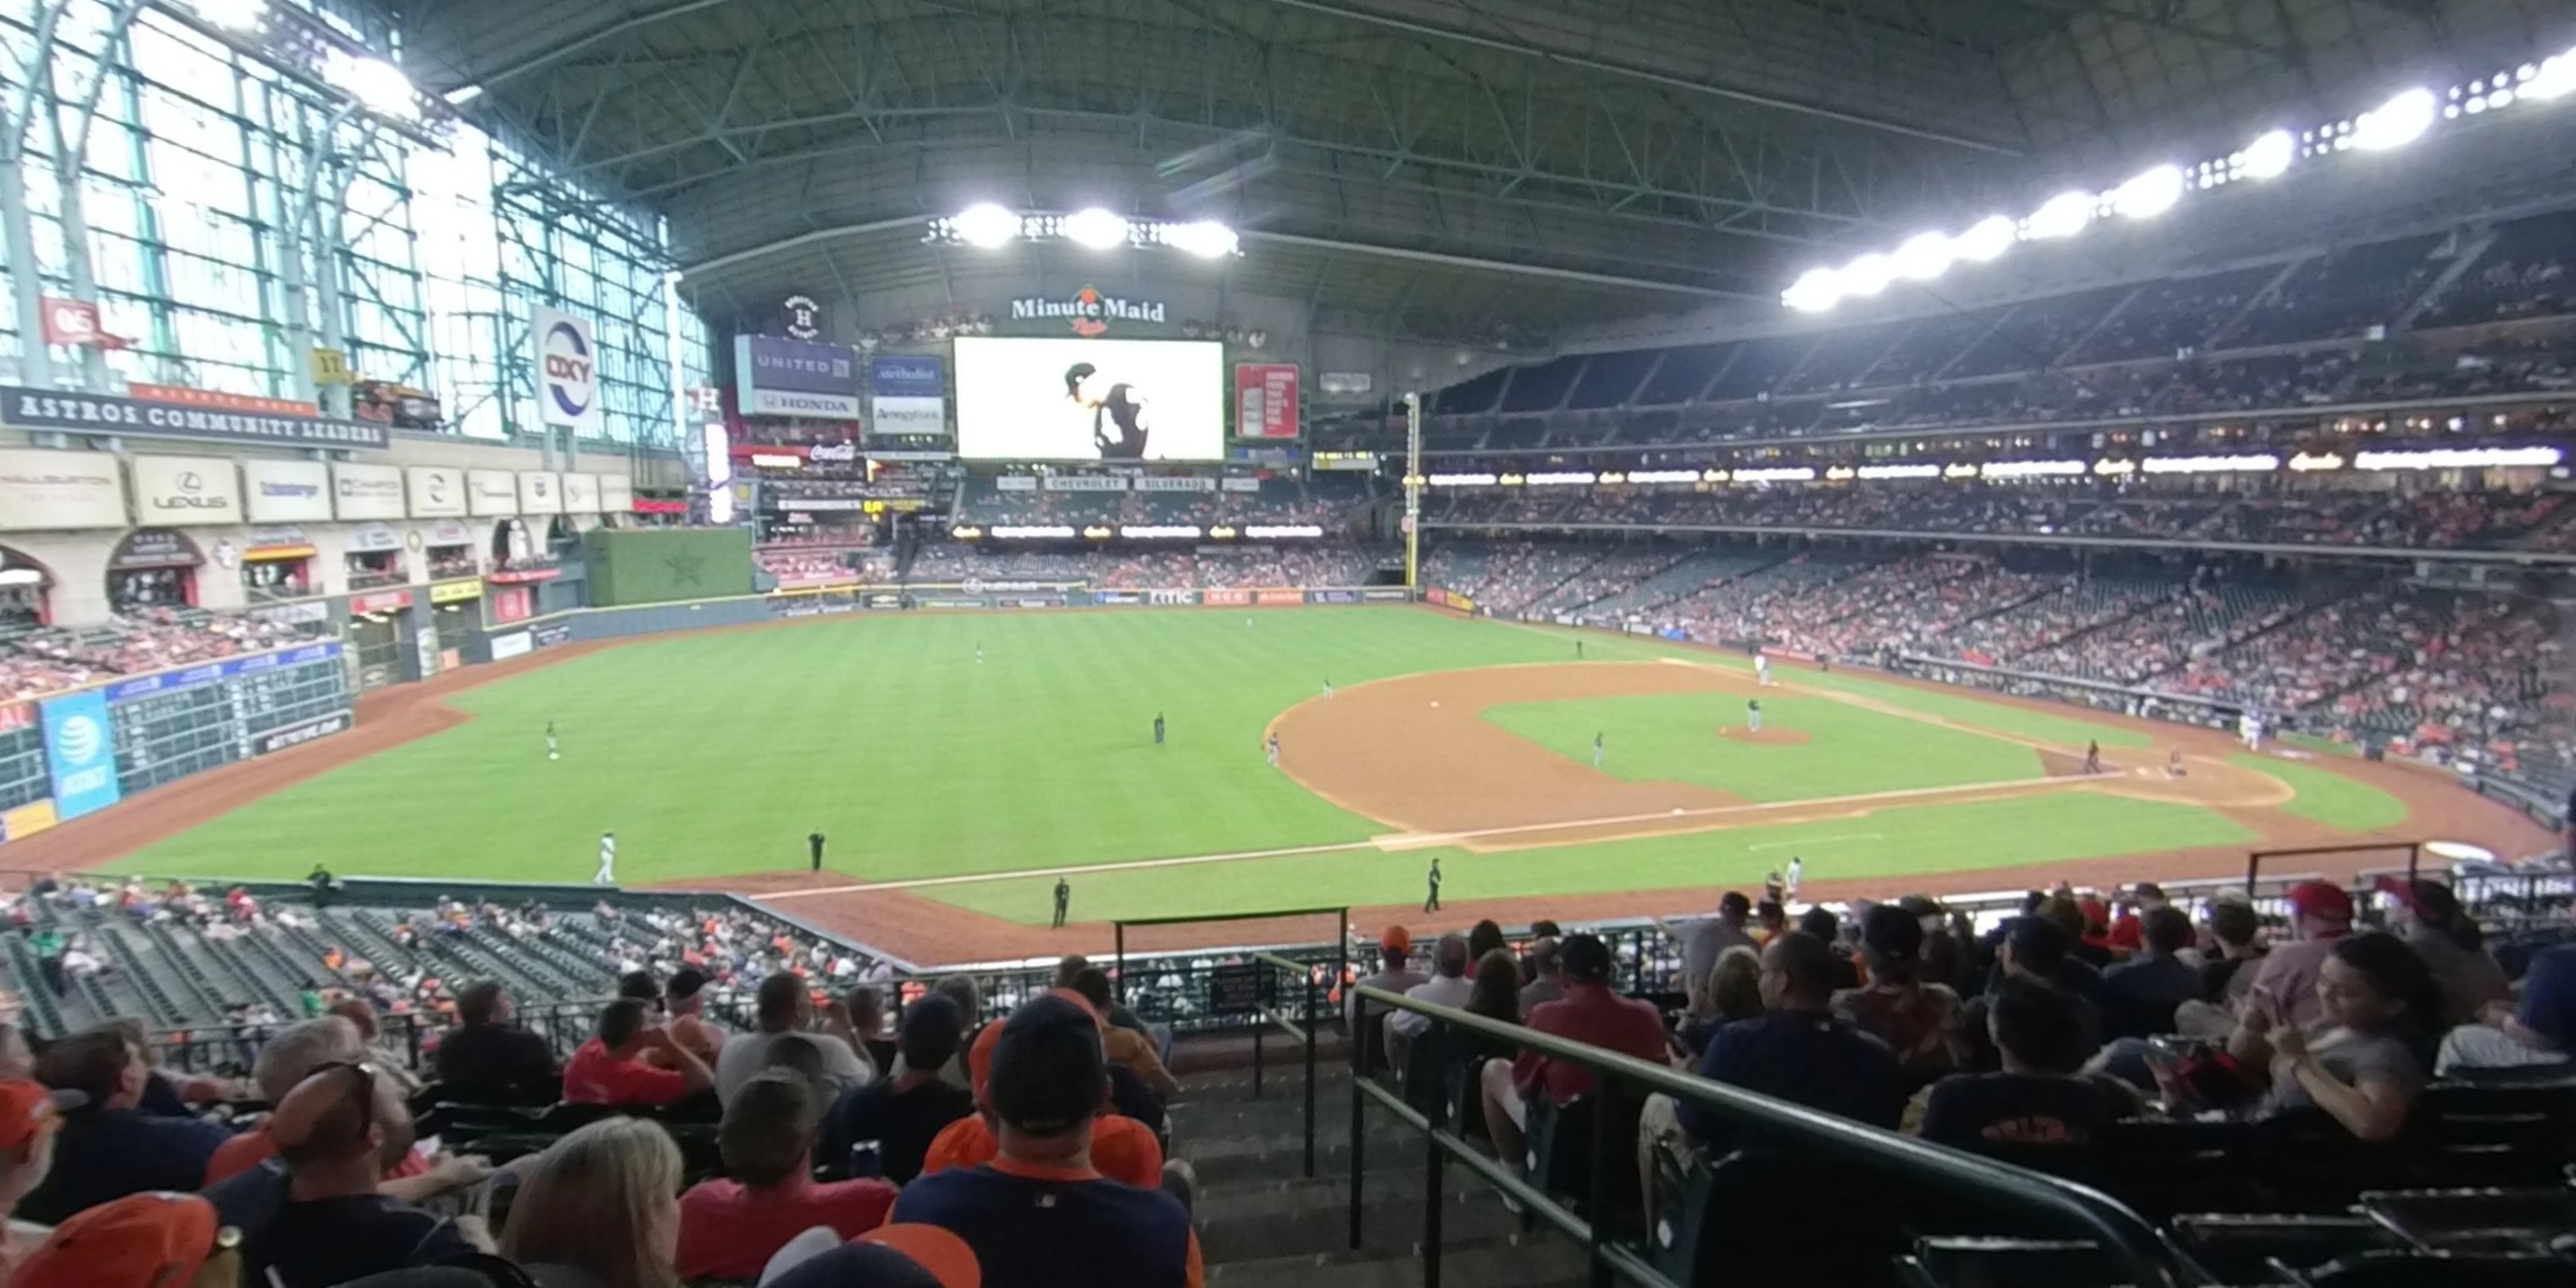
top-left (1008, 286), bottom-right (1165, 336)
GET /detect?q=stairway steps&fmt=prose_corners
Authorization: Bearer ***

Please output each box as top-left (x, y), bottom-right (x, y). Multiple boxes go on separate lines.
top-left (1199, 1165), bottom-right (1532, 1262)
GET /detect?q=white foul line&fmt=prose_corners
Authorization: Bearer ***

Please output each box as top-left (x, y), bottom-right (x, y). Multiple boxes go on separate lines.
top-left (759, 772), bottom-right (2082, 901)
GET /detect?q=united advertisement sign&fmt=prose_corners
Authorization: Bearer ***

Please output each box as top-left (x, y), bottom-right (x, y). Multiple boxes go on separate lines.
top-left (736, 335), bottom-right (861, 419)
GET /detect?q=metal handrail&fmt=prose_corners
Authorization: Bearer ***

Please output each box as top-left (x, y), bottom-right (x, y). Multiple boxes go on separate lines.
top-left (1252, 950), bottom-right (1323, 1178)
top-left (1350, 983), bottom-right (2200, 1288)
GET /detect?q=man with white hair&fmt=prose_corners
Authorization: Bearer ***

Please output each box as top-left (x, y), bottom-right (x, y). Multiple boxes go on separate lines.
top-left (1385, 932), bottom-right (1474, 1069)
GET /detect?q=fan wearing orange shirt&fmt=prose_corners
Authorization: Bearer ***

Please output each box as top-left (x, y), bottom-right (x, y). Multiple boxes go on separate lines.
top-left (919, 989), bottom-right (1168, 1191)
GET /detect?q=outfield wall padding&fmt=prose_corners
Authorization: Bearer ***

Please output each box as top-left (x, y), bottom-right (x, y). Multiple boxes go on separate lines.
top-left (582, 528), bottom-right (755, 606)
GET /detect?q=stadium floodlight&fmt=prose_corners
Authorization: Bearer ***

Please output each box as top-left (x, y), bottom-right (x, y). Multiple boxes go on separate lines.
top-left (2526, 54), bottom-right (2575, 102)
top-left (191, 0), bottom-right (267, 30)
top-left (323, 50), bottom-right (419, 120)
top-left (2353, 87), bottom-right (2436, 149)
top-left (2241, 129), bottom-right (2296, 179)
top-left (1839, 253), bottom-right (1895, 297)
top-left (950, 203), bottom-right (1021, 249)
top-left (2112, 164), bottom-right (2184, 219)
top-left (1955, 214), bottom-right (2016, 263)
top-left (2024, 190), bottom-right (2096, 239)
top-left (1780, 267), bottom-right (1842, 312)
top-left (1892, 231), bottom-right (1955, 281)
top-left (1063, 208), bottom-right (1133, 249)
top-left (1164, 219), bottom-right (1240, 258)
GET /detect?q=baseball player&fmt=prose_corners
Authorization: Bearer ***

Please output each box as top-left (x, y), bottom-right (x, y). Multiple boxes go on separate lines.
top-left (1746, 699), bottom-right (1763, 734)
top-left (1575, 639), bottom-right (1585, 659)
top-left (1153, 712), bottom-right (1166, 746)
top-left (1755, 650), bottom-right (1771, 686)
top-left (2239, 708), bottom-right (2263, 751)
top-left (1064, 361), bottom-right (1152, 459)
top-left (593, 831), bottom-right (617, 886)
top-left (546, 721), bottom-right (559, 762)
top-left (2168, 748), bottom-right (2186, 778)
top-left (975, 641), bottom-right (983, 664)
top-left (2084, 741), bottom-right (2101, 774)
top-left (1592, 732), bottom-right (1606, 769)
top-left (1052, 877), bottom-right (1071, 929)
top-left (1266, 733), bottom-right (1281, 767)
top-left (1324, 678), bottom-right (1335, 698)
top-left (1424, 858), bottom-right (1442, 913)
top-left (1784, 856), bottom-right (1804, 901)
top-left (808, 830), bottom-right (826, 873)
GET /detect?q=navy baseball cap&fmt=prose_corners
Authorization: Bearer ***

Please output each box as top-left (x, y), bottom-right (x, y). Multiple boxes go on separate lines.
top-left (985, 993), bottom-right (1107, 1137)
top-left (2517, 947), bottom-right (2576, 1050)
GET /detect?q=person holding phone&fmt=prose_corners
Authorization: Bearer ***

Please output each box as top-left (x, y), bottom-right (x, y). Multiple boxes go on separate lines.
top-left (2226, 934), bottom-right (2439, 1141)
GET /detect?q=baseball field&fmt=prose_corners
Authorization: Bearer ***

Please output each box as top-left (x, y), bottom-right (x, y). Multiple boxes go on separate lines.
top-left (8, 605), bottom-right (2548, 961)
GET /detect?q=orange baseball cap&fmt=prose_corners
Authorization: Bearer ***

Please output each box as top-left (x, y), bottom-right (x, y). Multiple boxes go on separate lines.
top-left (1379, 925), bottom-right (1413, 953)
top-left (9, 1191), bottom-right (228, 1288)
top-left (862, 1224), bottom-right (983, 1288)
top-left (0, 1079), bottom-right (79, 1152)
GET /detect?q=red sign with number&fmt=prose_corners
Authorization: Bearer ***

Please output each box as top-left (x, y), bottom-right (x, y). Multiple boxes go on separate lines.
top-left (1234, 364), bottom-right (1299, 439)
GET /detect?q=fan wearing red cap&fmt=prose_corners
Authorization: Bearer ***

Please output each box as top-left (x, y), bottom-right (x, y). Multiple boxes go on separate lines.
top-left (2241, 881), bottom-right (2354, 1031)
top-left (8, 1191), bottom-right (240, 1288)
top-left (1347, 928), bottom-right (1428, 1033)
top-left (895, 995), bottom-right (1202, 1288)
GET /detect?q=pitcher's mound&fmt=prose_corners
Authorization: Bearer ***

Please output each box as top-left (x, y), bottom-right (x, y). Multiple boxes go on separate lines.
top-left (1718, 727), bottom-right (1811, 745)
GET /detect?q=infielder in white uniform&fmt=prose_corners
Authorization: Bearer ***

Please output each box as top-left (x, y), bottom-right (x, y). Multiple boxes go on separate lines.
top-left (2240, 710), bottom-right (2263, 751)
top-left (1755, 652), bottom-right (1771, 686)
top-left (1784, 856), bottom-right (1804, 900)
top-left (594, 830), bottom-right (618, 885)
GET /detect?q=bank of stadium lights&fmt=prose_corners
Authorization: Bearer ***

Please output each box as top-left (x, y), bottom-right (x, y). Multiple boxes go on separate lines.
top-left (1783, 49), bottom-right (2576, 311)
top-left (188, 0), bottom-right (267, 30)
top-left (926, 206), bottom-right (1243, 258)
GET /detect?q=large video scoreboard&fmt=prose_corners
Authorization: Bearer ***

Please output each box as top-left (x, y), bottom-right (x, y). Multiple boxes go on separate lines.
top-left (102, 641), bottom-right (353, 794)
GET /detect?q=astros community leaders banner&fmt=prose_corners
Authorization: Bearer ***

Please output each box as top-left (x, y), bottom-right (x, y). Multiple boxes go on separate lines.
top-left (1, 385), bottom-right (389, 449)
top-left (736, 335), bottom-right (862, 419)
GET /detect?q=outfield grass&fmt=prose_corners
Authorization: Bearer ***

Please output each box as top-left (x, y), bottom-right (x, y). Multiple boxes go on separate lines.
top-left (930, 793), bottom-right (2263, 924)
top-left (1482, 691), bottom-right (2046, 800)
top-left (104, 608), bottom-right (2404, 919)
top-left (2231, 753), bottom-right (2409, 831)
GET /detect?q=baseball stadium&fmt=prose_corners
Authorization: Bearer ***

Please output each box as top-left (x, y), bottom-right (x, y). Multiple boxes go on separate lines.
top-left (3, 2), bottom-right (2576, 1285)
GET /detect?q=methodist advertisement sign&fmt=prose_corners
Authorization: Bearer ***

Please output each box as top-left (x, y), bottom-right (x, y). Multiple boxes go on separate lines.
top-left (1235, 364), bottom-right (1300, 440)
top-left (0, 448), bottom-right (126, 531)
top-left (129, 455), bottom-right (242, 524)
top-left (40, 688), bottom-right (119, 821)
top-left (736, 335), bottom-right (862, 419)
top-left (868, 355), bottom-right (947, 436)
top-left (530, 305), bottom-right (603, 437)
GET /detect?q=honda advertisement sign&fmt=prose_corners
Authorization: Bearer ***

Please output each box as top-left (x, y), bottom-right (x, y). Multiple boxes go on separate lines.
top-left (869, 355), bottom-right (947, 436)
top-left (736, 335), bottom-right (862, 419)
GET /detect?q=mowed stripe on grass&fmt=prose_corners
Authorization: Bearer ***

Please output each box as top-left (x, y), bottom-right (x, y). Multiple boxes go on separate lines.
top-left (924, 793), bottom-right (2262, 924)
top-left (1481, 691), bottom-right (2044, 801)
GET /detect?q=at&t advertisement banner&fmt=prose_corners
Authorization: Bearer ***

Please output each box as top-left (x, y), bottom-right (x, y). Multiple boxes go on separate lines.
top-left (736, 335), bottom-right (862, 419)
top-left (869, 355), bottom-right (947, 436)
top-left (40, 689), bottom-right (119, 821)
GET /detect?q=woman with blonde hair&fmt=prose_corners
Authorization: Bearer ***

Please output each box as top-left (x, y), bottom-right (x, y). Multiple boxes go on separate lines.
top-left (1676, 947), bottom-right (1767, 1056)
top-left (502, 1117), bottom-right (684, 1288)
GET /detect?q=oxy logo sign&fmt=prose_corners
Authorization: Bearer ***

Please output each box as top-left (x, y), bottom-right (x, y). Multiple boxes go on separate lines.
top-left (530, 306), bottom-right (602, 435)
top-left (40, 688), bottom-right (119, 820)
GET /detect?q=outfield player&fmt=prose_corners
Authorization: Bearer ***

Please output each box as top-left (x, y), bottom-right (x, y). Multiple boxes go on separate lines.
top-left (1266, 732), bottom-right (1281, 767)
top-left (975, 641), bottom-right (983, 664)
top-left (546, 721), bottom-right (559, 762)
top-left (808, 830), bottom-right (826, 873)
top-left (1784, 856), bottom-right (1803, 901)
top-left (1592, 732), bottom-right (1605, 769)
top-left (1746, 699), bottom-right (1763, 734)
top-left (1153, 712), bottom-right (1166, 746)
top-left (593, 831), bottom-right (617, 886)
top-left (1324, 678), bottom-right (1335, 698)
top-left (1575, 639), bottom-right (1585, 660)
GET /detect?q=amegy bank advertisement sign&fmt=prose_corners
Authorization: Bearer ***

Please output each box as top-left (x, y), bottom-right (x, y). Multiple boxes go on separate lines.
top-left (736, 335), bottom-right (861, 419)
top-left (869, 355), bottom-right (946, 436)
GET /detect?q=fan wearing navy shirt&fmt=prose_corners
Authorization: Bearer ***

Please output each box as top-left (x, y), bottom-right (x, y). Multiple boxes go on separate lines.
top-left (1918, 978), bottom-right (2138, 1151)
top-left (1670, 931), bottom-right (1903, 1153)
top-left (19, 1029), bottom-right (234, 1224)
top-left (892, 993), bottom-right (1203, 1288)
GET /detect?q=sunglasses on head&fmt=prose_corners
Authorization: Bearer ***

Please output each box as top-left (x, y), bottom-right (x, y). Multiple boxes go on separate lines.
top-left (308, 1060), bottom-right (378, 1136)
